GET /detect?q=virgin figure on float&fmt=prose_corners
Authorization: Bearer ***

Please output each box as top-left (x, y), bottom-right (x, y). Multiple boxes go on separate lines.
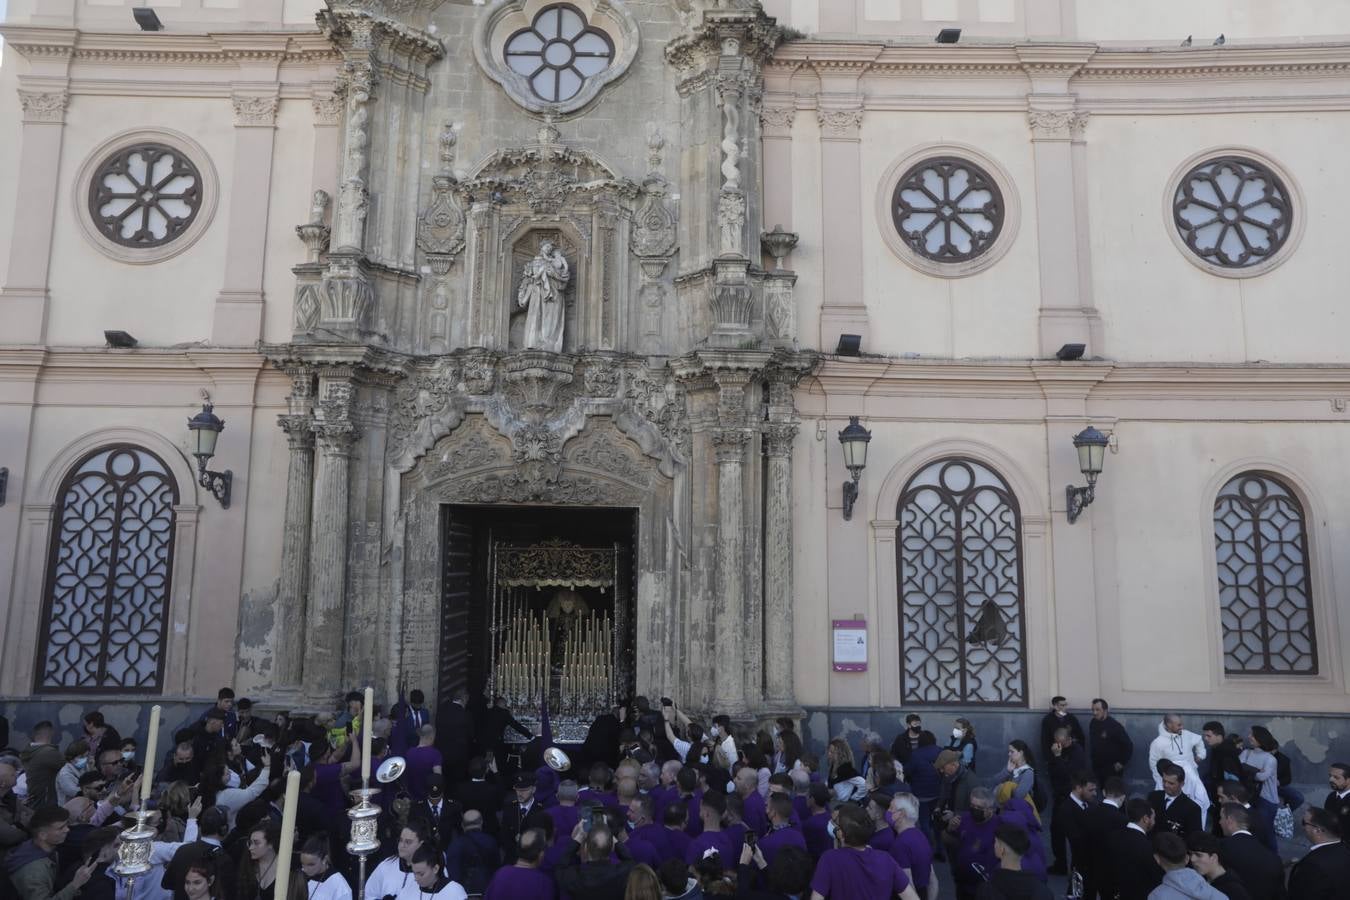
top-left (517, 241), bottom-right (570, 352)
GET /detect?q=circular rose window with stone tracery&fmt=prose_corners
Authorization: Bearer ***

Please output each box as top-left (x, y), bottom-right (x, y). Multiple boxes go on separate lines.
top-left (1173, 155), bottom-right (1292, 270)
top-left (88, 143), bottom-right (202, 249)
top-left (504, 4), bottom-right (614, 103)
top-left (891, 157), bottom-right (1005, 263)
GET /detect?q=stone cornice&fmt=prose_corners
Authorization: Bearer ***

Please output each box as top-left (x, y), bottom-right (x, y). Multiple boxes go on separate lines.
top-left (806, 357), bottom-right (1350, 403)
top-left (769, 39), bottom-right (1350, 83)
top-left (0, 26), bottom-right (339, 66)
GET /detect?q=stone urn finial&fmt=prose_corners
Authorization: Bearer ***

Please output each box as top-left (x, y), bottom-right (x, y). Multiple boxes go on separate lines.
top-left (760, 225), bottom-right (799, 270)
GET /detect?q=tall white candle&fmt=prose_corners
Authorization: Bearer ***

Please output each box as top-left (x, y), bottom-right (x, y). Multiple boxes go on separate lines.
top-left (361, 686), bottom-right (373, 783)
top-left (274, 770), bottom-right (300, 900)
top-left (140, 705), bottom-right (161, 803)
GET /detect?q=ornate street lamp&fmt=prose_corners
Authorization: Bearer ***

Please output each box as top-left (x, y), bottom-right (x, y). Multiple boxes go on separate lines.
top-left (187, 403), bottom-right (232, 508)
top-left (1066, 425), bottom-right (1109, 523)
top-left (838, 416), bottom-right (871, 520)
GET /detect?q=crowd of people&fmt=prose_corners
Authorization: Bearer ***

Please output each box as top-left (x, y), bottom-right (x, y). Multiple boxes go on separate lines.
top-left (0, 691), bottom-right (1347, 900)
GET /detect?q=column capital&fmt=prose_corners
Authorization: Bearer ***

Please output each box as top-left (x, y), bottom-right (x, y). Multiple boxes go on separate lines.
top-left (760, 105), bottom-right (795, 137)
top-left (712, 428), bottom-right (751, 463)
top-left (232, 93), bottom-right (279, 127)
top-left (279, 413), bottom-right (315, 449)
top-left (18, 89), bottom-right (68, 124)
top-left (763, 422), bottom-right (798, 457)
top-left (1027, 108), bottom-right (1088, 141)
top-left (311, 91), bottom-right (343, 126)
top-left (817, 106), bottom-right (863, 141)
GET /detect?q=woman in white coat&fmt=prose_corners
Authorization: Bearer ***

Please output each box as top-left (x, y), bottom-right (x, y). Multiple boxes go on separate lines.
top-left (300, 835), bottom-right (352, 900)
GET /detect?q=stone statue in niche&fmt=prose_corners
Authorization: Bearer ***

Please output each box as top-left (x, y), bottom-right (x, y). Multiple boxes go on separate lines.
top-left (516, 241), bottom-right (571, 352)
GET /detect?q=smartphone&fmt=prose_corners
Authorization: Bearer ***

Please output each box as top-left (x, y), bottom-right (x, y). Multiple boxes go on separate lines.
top-left (743, 830), bottom-right (757, 848)
top-left (580, 806), bottom-right (594, 832)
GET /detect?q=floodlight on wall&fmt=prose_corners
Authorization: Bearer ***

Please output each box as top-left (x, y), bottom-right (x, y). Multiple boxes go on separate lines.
top-left (1066, 425), bottom-right (1109, 523)
top-left (936, 28), bottom-right (962, 44)
top-left (133, 8), bottom-right (164, 31)
top-left (836, 334), bottom-right (862, 356)
top-left (1055, 343), bottom-right (1085, 361)
top-left (838, 416), bottom-right (871, 521)
top-left (104, 330), bottom-right (139, 348)
top-left (187, 403), bottom-right (232, 508)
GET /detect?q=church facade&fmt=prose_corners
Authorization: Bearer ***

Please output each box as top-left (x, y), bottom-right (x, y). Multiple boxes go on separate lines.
top-left (2, 0), bottom-right (1349, 761)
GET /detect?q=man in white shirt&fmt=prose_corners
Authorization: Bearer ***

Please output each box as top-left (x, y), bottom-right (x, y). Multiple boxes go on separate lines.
top-left (1147, 715), bottom-right (1209, 823)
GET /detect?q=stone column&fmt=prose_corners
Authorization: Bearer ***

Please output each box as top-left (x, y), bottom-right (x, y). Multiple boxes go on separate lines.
top-left (212, 90), bottom-right (280, 344)
top-left (816, 102), bottom-right (869, 345)
top-left (274, 375), bottom-right (316, 691)
top-left (1, 85), bottom-right (69, 344)
top-left (712, 427), bottom-right (750, 714)
top-left (304, 380), bottom-right (357, 702)
top-left (763, 422), bottom-right (798, 708)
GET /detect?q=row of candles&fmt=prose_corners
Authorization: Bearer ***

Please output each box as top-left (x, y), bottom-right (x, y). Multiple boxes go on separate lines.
top-left (492, 610), bottom-right (615, 711)
top-left (122, 688), bottom-right (377, 900)
top-left (560, 611), bottom-right (613, 712)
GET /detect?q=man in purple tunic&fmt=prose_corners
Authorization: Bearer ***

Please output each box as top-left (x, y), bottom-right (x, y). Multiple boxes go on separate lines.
top-left (758, 794), bottom-right (807, 867)
top-left (404, 724), bottom-right (444, 802)
top-left (684, 791), bottom-right (734, 871)
top-left (887, 793), bottom-right (933, 897)
top-left (736, 768), bottom-right (768, 835)
top-left (809, 804), bottom-right (920, 900)
top-left (483, 827), bottom-right (556, 899)
top-left (802, 783), bottom-right (833, 861)
top-left (627, 795), bottom-right (673, 863)
top-left (662, 801), bottom-right (692, 862)
top-left (547, 781), bottom-right (581, 849)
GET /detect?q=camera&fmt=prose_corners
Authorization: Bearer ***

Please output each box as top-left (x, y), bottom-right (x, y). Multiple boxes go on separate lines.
top-left (660, 697), bottom-right (673, 707)
top-left (743, 831), bottom-right (757, 848)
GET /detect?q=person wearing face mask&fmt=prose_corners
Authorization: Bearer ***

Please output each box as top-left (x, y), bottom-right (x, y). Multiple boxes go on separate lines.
top-left (890, 715), bottom-right (924, 770)
top-left (810, 802), bottom-right (919, 900)
top-left (298, 835), bottom-right (352, 900)
top-left (943, 787), bottom-right (1002, 900)
top-left (947, 719), bottom-right (978, 773)
top-left (55, 740), bottom-right (92, 806)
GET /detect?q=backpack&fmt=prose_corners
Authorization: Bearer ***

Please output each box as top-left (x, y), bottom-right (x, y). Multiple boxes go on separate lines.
top-left (1274, 750), bottom-right (1292, 788)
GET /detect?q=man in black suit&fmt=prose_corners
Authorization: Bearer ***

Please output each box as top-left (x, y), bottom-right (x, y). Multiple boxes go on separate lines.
top-left (1201, 721), bottom-right (1243, 803)
top-left (1107, 798), bottom-right (1164, 900)
top-left (1149, 764), bottom-right (1203, 837)
top-left (1048, 728), bottom-right (1090, 875)
top-left (1088, 699), bottom-right (1133, 790)
top-left (416, 773), bottom-right (464, 853)
top-left (1039, 697), bottom-right (1086, 769)
top-left (436, 688), bottom-right (475, 784)
top-left (482, 696), bottom-right (533, 775)
top-left (1325, 761), bottom-right (1350, 838)
top-left (1054, 770), bottom-right (1096, 895)
top-left (498, 770), bottom-right (543, 862)
top-left (1287, 807), bottom-right (1350, 900)
top-left (1217, 803), bottom-right (1285, 900)
top-left (452, 756), bottom-right (503, 837)
top-left (1215, 783), bottom-right (1269, 848)
top-left (1083, 776), bottom-right (1128, 900)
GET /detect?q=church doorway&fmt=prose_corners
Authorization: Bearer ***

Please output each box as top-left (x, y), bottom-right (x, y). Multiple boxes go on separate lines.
top-left (438, 504), bottom-right (637, 742)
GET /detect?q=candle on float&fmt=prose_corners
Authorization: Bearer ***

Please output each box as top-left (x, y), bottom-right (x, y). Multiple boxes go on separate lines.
top-left (140, 705), bottom-right (161, 803)
top-left (361, 686), bottom-right (373, 783)
top-left (274, 770), bottom-right (300, 900)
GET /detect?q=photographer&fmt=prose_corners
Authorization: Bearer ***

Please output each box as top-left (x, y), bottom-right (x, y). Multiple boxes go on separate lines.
top-left (942, 787), bottom-right (1001, 900)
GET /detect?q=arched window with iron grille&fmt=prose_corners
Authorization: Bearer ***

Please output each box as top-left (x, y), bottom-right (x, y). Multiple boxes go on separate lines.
top-left (896, 457), bottom-right (1027, 705)
top-left (1213, 471), bottom-right (1317, 675)
top-left (34, 445), bottom-right (179, 692)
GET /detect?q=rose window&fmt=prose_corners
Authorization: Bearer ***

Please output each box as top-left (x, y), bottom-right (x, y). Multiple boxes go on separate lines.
top-left (1173, 156), bottom-right (1291, 269)
top-left (891, 157), bottom-right (1005, 263)
top-left (504, 4), bottom-right (614, 103)
top-left (88, 143), bottom-right (202, 248)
